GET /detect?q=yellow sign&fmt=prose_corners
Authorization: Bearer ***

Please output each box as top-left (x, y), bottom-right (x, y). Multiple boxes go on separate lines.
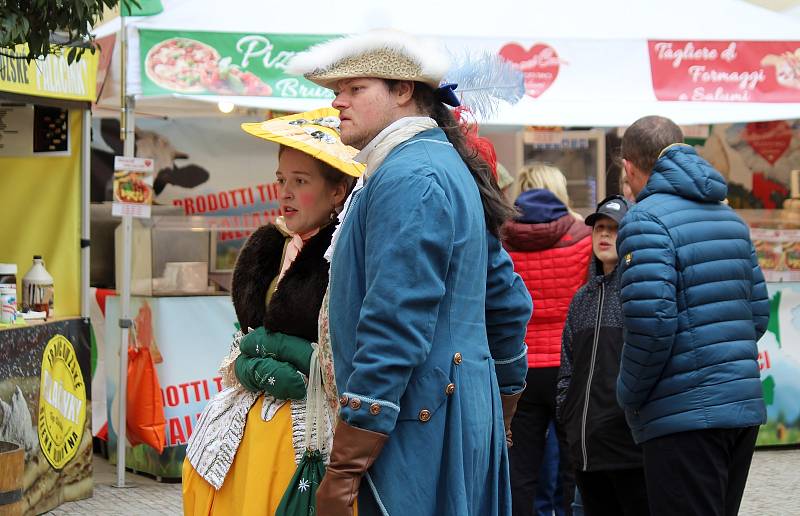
top-left (38, 334), bottom-right (86, 469)
top-left (0, 44), bottom-right (98, 102)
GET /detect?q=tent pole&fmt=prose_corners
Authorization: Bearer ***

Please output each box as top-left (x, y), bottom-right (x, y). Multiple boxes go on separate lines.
top-left (81, 108), bottom-right (91, 320)
top-left (114, 13), bottom-right (134, 490)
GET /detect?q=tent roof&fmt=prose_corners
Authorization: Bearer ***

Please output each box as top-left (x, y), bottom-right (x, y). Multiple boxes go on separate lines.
top-left (93, 0), bottom-right (800, 125)
top-left (106, 0), bottom-right (800, 40)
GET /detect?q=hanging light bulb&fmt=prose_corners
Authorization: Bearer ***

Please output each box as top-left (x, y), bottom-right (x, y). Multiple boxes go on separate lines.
top-left (217, 101), bottom-right (235, 114)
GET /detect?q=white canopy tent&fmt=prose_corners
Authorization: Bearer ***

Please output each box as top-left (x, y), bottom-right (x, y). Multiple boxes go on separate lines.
top-left (92, 3), bottom-right (800, 486)
top-left (93, 0), bottom-right (800, 126)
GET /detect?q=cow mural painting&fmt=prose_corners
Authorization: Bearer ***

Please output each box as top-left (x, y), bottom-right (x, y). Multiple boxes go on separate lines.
top-left (91, 118), bottom-right (211, 203)
top-left (90, 115), bottom-right (283, 274)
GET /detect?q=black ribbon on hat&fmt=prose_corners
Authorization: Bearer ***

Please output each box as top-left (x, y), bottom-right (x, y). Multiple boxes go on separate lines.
top-left (436, 83), bottom-right (461, 107)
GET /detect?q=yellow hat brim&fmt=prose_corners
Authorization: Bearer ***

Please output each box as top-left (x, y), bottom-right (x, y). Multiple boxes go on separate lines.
top-left (241, 107), bottom-right (364, 178)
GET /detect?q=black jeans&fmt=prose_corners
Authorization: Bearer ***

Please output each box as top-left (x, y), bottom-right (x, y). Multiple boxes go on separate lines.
top-left (575, 468), bottom-right (649, 516)
top-left (510, 367), bottom-right (574, 516)
top-left (642, 426), bottom-right (759, 516)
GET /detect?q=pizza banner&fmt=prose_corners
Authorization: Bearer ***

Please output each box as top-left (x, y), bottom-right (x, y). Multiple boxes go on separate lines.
top-left (138, 29), bottom-right (337, 98)
top-left (649, 40), bottom-right (800, 103)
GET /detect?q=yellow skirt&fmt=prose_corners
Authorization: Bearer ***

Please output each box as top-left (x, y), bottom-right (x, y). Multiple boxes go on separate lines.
top-left (182, 396), bottom-right (296, 515)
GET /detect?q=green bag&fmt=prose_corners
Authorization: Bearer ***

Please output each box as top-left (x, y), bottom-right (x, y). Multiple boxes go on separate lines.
top-left (275, 348), bottom-right (328, 516)
top-left (275, 448), bottom-right (325, 516)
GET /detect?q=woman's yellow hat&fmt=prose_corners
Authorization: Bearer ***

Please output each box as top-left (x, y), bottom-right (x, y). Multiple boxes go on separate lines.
top-left (241, 107), bottom-right (364, 177)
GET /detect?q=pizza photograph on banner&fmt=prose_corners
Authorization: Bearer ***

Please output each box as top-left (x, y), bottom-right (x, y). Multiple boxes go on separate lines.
top-left (145, 38), bottom-right (221, 93)
top-left (648, 40), bottom-right (800, 103)
top-left (145, 37), bottom-right (272, 95)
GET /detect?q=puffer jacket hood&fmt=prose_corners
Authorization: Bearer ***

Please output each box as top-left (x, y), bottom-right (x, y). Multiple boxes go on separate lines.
top-left (504, 189), bottom-right (575, 252)
top-left (514, 188), bottom-right (569, 223)
top-left (503, 215), bottom-right (575, 252)
top-left (638, 144), bottom-right (727, 203)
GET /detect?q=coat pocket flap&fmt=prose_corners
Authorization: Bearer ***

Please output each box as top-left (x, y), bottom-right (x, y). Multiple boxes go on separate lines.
top-left (397, 367), bottom-right (452, 421)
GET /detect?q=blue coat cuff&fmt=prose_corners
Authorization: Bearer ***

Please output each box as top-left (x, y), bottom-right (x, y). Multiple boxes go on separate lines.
top-left (495, 346), bottom-right (528, 394)
top-left (338, 392), bottom-right (400, 434)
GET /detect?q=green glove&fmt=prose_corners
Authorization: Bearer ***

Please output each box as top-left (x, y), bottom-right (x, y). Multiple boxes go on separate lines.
top-left (234, 354), bottom-right (307, 400)
top-left (239, 327), bottom-right (314, 375)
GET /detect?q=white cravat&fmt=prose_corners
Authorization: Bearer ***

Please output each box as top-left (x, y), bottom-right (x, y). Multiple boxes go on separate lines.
top-left (324, 116), bottom-right (438, 262)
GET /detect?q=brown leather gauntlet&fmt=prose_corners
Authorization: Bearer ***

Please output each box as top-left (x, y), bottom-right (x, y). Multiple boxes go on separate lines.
top-left (501, 389), bottom-right (525, 447)
top-left (316, 420), bottom-right (388, 516)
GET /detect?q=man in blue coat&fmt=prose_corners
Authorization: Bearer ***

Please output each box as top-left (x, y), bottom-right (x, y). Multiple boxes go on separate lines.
top-left (617, 115), bottom-right (769, 516)
top-left (288, 30), bottom-right (532, 516)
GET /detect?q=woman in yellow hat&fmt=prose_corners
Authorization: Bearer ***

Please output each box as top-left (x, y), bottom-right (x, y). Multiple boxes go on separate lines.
top-left (182, 108), bottom-right (363, 515)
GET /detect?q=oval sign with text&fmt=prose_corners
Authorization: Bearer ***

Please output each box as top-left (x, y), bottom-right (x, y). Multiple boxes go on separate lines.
top-left (38, 334), bottom-right (86, 469)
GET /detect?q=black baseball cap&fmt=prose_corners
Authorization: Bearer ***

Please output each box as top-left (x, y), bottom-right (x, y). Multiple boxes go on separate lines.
top-left (585, 194), bottom-right (629, 226)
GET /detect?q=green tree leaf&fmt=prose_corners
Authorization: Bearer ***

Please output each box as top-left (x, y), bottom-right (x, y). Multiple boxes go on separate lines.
top-left (0, 0), bottom-right (121, 61)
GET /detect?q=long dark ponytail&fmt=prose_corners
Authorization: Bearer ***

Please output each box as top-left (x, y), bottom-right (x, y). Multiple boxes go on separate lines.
top-left (385, 80), bottom-right (516, 238)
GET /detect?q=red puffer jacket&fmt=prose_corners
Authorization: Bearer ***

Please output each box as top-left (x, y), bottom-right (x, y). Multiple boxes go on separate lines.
top-left (503, 192), bottom-right (592, 368)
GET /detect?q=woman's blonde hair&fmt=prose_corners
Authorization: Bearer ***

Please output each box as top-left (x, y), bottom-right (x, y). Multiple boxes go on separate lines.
top-left (514, 163), bottom-right (582, 220)
top-left (514, 163), bottom-right (570, 203)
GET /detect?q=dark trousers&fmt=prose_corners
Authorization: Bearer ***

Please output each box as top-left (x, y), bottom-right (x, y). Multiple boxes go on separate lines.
top-left (575, 468), bottom-right (649, 516)
top-left (642, 426), bottom-right (759, 516)
top-left (510, 367), bottom-right (574, 516)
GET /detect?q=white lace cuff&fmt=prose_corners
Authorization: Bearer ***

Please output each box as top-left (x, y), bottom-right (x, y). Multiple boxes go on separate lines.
top-left (219, 329), bottom-right (246, 389)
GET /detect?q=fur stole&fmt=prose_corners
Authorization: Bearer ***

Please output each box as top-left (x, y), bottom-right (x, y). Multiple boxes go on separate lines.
top-left (231, 222), bottom-right (335, 341)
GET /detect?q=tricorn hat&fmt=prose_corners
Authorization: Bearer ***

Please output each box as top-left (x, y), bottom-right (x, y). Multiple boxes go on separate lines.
top-left (286, 29), bottom-right (451, 90)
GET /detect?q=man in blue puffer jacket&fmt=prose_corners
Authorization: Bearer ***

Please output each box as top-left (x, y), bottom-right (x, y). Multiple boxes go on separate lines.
top-left (617, 116), bottom-right (769, 516)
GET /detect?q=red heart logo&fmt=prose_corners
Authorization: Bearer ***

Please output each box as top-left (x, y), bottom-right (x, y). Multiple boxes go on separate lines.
top-left (499, 43), bottom-right (561, 98)
top-left (744, 121), bottom-right (792, 165)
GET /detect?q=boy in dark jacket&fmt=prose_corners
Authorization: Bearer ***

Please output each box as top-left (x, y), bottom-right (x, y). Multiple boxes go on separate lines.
top-left (556, 195), bottom-right (648, 516)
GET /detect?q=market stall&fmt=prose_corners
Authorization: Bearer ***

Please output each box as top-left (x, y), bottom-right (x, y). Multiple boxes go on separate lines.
top-left (101, 293), bottom-right (235, 479)
top-left (86, 0), bottom-right (800, 474)
top-left (0, 44), bottom-right (98, 513)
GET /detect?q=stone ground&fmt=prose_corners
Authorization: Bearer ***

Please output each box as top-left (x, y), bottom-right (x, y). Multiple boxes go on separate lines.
top-left (47, 448), bottom-right (800, 515)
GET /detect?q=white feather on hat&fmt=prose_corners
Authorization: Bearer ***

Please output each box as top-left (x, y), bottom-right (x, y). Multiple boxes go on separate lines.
top-left (286, 29), bottom-right (451, 90)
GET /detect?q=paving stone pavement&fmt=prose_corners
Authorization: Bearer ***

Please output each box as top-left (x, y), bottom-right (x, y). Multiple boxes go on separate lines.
top-left (46, 455), bottom-right (182, 516)
top-left (47, 448), bottom-right (799, 515)
top-left (740, 448), bottom-right (800, 515)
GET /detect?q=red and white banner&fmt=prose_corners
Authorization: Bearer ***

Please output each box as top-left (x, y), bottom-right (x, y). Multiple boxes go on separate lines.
top-left (649, 40), bottom-right (800, 103)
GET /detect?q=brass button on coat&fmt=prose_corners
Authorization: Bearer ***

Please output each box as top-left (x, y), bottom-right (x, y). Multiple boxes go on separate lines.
top-left (445, 383), bottom-right (456, 395)
top-left (453, 352), bottom-right (463, 365)
top-left (369, 403), bottom-right (381, 415)
top-left (339, 395), bottom-right (349, 407)
top-left (350, 398), bottom-right (362, 410)
top-left (418, 409), bottom-right (432, 422)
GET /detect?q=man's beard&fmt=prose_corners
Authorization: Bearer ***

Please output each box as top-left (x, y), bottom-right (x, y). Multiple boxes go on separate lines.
top-left (341, 114), bottom-right (393, 150)
top-left (343, 127), bottom-right (381, 151)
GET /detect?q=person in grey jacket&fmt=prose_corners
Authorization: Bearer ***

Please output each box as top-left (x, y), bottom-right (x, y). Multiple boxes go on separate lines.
top-left (557, 195), bottom-right (648, 516)
top-left (617, 115), bottom-right (769, 516)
